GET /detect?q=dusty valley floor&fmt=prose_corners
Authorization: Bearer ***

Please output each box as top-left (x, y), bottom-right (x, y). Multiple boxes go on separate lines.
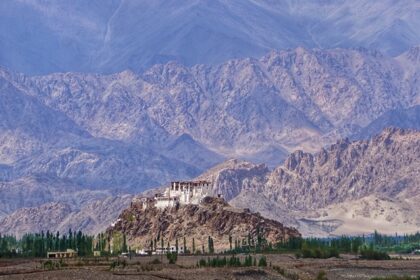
top-left (0, 254), bottom-right (419, 280)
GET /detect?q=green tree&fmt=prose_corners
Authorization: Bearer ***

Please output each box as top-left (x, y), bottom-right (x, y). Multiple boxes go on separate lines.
top-left (208, 236), bottom-right (214, 254)
top-left (122, 234), bottom-right (127, 253)
top-left (258, 256), bottom-right (267, 267)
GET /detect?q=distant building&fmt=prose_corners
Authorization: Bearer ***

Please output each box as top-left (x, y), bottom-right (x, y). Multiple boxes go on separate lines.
top-left (155, 246), bottom-right (185, 255)
top-left (47, 249), bottom-right (77, 258)
top-left (154, 181), bottom-right (211, 209)
top-left (135, 248), bottom-right (150, 255)
top-left (93, 251), bottom-right (101, 257)
top-left (154, 195), bottom-right (179, 209)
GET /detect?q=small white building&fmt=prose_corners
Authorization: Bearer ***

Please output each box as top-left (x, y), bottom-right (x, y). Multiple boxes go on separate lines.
top-left (135, 249), bottom-right (149, 255)
top-left (154, 195), bottom-right (179, 209)
top-left (155, 246), bottom-right (185, 255)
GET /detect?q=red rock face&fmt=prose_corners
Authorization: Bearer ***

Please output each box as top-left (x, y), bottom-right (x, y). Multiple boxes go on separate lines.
top-left (108, 197), bottom-right (300, 251)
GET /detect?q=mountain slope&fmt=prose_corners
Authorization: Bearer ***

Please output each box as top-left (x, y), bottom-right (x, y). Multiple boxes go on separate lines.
top-left (1, 0), bottom-right (419, 74)
top-left (0, 75), bottom-right (90, 164)
top-left (164, 133), bottom-right (225, 170)
top-left (198, 128), bottom-right (420, 236)
top-left (266, 128), bottom-right (419, 210)
top-left (0, 195), bottom-right (133, 238)
top-left (354, 105), bottom-right (420, 139)
top-left (0, 78), bottom-right (200, 211)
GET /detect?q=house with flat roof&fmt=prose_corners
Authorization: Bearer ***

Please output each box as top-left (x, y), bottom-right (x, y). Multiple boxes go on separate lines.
top-left (47, 249), bottom-right (77, 258)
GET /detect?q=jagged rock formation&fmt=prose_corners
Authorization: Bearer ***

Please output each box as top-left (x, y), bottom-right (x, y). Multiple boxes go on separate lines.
top-left (196, 159), bottom-right (270, 201)
top-left (198, 128), bottom-right (420, 236)
top-left (108, 197), bottom-right (300, 251)
top-left (265, 127), bottom-right (420, 210)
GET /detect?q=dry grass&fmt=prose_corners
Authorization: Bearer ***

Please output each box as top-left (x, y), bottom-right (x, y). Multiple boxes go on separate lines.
top-left (0, 254), bottom-right (419, 280)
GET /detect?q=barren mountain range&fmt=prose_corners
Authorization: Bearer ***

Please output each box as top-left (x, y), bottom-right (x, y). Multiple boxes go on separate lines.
top-left (0, 46), bottom-right (419, 237)
top-left (1, 0), bottom-right (419, 74)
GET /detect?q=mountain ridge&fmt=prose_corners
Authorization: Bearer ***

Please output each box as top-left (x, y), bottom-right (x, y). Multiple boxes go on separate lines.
top-left (1, 0), bottom-right (419, 74)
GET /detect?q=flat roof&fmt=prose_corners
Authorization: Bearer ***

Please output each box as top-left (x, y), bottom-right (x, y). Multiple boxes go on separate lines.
top-left (171, 180), bottom-right (210, 185)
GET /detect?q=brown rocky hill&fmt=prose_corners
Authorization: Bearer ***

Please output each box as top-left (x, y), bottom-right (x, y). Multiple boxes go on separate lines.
top-left (107, 197), bottom-right (300, 252)
top-left (198, 128), bottom-right (420, 236)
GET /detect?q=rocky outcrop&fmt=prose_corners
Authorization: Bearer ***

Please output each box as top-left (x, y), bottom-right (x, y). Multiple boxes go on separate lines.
top-left (197, 128), bottom-right (420, 236)
top-left (265, 128), bottom-right (420, 210)
top-left (108, 197), bottom-right (300, 251)
top-left (196, 159), bottom-right (270, 201)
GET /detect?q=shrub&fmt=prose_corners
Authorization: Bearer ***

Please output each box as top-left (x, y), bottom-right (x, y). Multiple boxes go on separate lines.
top-left (109, 259), bottom-right (127, 270)
top-left (316, 270), bottom-right (328, 280)
top-left (166, 252), bottom-right (178, 264)
top-left (273, 265), bottom-right (299, 280)
top-left (59, 259), bottom-right (67, 267)
top-left (258, 256), bottom-right (267, 267)
top-left (109, 261), bottom-right (117, 270)
top-left (360, 247), bottom-right (390, 260)
top-left (149, 258), bottom-right (161, 264)
top-left (297, 247), bottom-right (339, 259)
top-left (199, 258), bottom-right (207, 267)
top-left (42, 260), bottom-right (59, 270)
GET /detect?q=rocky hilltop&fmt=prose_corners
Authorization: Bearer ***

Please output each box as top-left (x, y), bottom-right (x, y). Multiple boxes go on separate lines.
top-left (198, 128), bottom-right (420, 236)
top-left (108, 197), bottom-right (300, 251)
